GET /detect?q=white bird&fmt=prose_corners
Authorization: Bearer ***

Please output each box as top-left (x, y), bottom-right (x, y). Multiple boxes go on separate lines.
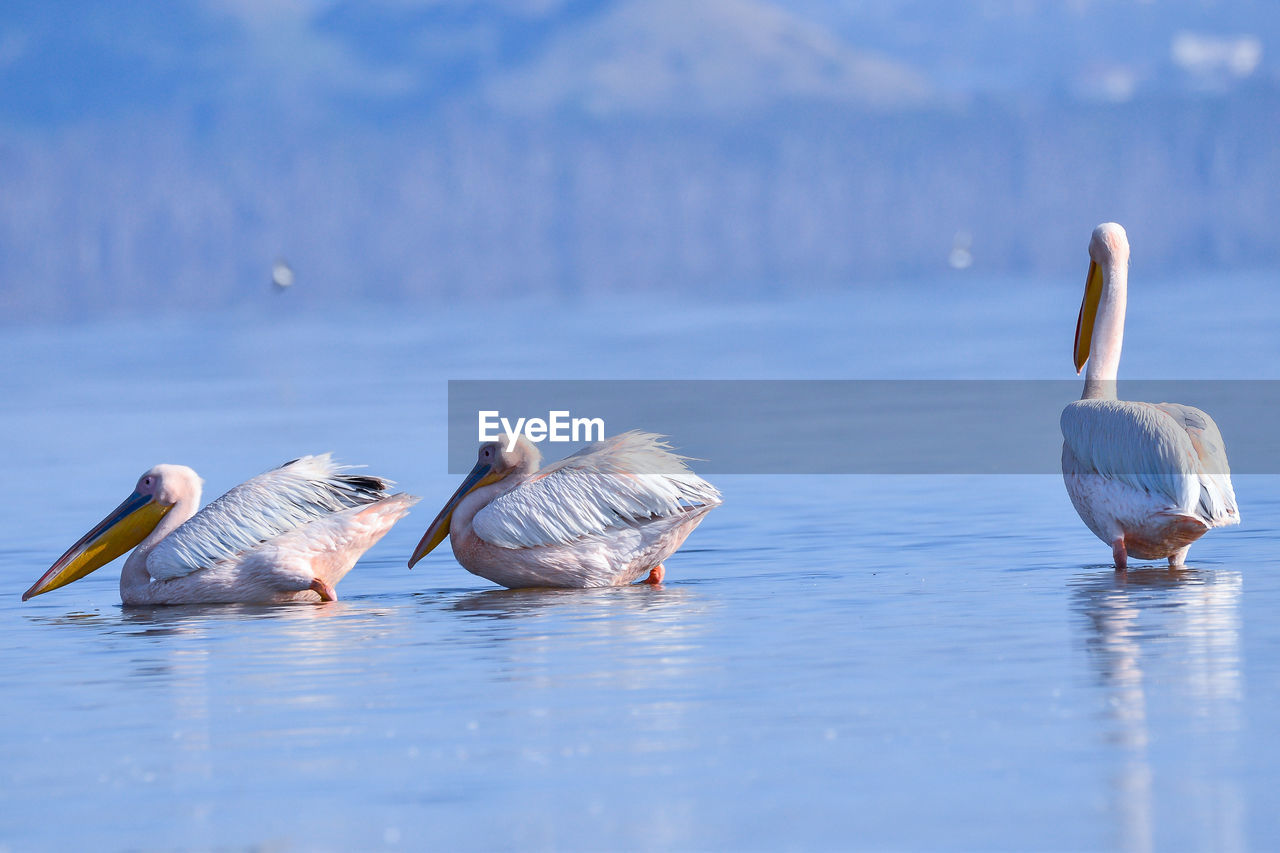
top-left (24, 455), bottom-right (418, 605)
top-left (409, 432), bottom-right (721, 588)
top-left (1061, 222), bottom-right (1239, 570)
top-left (271, 259), bottom-right (294, 291)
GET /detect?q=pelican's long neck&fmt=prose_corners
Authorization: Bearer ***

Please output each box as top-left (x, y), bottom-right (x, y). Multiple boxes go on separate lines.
top-left (120, 492), bottom-right (200, 594)
top-left (1083, 254), bottom-right (1127, 400)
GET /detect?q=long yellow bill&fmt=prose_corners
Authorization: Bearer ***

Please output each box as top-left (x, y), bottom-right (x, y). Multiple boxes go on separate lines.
top-left (408, 461), bottom-right (500, 568)
top-left (23, 492), bottom-right (171, 600)
top-left (1073, 259), bottom-right (1104, 373)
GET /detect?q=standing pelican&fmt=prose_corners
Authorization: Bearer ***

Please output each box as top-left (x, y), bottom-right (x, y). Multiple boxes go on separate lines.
top-left (409, 432), bottom-right (721, 588)
top-left (24, 455), bottom-right (418, 604)
top-left (1061, 222), bottom-right (1239, 570)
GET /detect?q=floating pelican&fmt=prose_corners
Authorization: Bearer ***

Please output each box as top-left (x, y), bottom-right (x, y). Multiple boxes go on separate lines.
top-left (24, 455), bottom-right (418, 604)
top-left (409, 432), bottom-right (721, 588)
top-left (1061, 222), bottom-right (1239, 570)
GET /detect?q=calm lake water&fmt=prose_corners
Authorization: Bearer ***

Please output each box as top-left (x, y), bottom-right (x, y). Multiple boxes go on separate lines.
top-left (3, 271), bottom-right (1279, 851)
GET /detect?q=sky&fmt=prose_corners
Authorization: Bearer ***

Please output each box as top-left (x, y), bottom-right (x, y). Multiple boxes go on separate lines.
top-left (2, 0), bottom-right (1274, 126)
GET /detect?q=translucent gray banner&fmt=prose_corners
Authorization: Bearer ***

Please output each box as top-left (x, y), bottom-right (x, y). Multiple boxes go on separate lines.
top-left (446, 380), bottom-right (1280, 474)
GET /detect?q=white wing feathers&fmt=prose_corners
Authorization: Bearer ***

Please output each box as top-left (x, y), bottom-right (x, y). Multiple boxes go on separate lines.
top-left (1061, 399), bottom-right (1239, 526)
top-left (1151, 402), bottom-right (1239, 524)
top-left (472, 432), bottom-right (722, 550)
top-left (147, 454), bottom-right (394, 580)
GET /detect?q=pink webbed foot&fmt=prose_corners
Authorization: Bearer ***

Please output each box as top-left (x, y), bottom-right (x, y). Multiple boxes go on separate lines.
top-left (643, 564), bottom-right (665, 585)
top-left (309, 578), bottom-right (338, 602)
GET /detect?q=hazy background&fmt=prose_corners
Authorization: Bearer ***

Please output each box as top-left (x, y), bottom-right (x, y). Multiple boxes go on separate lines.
top-left (4, 10), bottom-right (1278, 849)
top-left (1, 0), bottom-right (1276, 321)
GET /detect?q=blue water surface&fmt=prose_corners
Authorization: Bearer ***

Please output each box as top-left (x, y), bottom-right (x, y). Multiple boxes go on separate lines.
top-left (2, 272), bottom-right (1278, 851)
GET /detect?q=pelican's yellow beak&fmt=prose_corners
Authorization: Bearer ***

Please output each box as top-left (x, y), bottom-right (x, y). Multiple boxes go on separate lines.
top-left (408, 461), bottom-right (502, 568)
top-left (23, 492), bottom-right (171, 600)
top-left (1073, 259), bottom-right (1104, 373)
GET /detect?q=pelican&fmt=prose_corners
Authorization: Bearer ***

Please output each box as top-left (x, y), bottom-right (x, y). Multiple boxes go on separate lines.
top-left (23, 455), bottom-right (418, 604)
top-left (1061, 222), bottom-right (1239, 571)
top-left (409, 431), bottom-right (721, 588)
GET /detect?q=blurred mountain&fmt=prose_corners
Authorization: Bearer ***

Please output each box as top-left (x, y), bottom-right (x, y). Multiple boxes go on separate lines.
top-left (3, 0), bottom-right (1276, 121)
top-left (0, 0), bottom-right (1277, 319)
top-left (480, 0), bottom-right (930, 117)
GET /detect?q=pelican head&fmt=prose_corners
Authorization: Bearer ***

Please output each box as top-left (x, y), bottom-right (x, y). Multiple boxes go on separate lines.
top-left (23, 464), bottom-right (200, 600)
top-left (1074, 222), bottom-right (1130, 373)
top-left (408, 435), bottom-right (541, 568)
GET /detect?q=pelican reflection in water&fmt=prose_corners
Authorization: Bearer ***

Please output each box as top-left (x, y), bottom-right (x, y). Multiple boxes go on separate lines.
top-left (410, 432), bottom-right (721, 588)
top-left (1062, 223), bottom-right (1239, 570)
top-left (1073, 568), bottom-right (1243, 852)
top-left (24, 455), bottom-right (418, 605)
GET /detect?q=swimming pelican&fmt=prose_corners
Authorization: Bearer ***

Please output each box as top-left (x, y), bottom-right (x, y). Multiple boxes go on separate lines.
top-left (1061, 222), bottom-right (1239, 570)
top-left (23, 455), bottom-right (418, 604)
top-left (408, 432), bottom-right (721, 588)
